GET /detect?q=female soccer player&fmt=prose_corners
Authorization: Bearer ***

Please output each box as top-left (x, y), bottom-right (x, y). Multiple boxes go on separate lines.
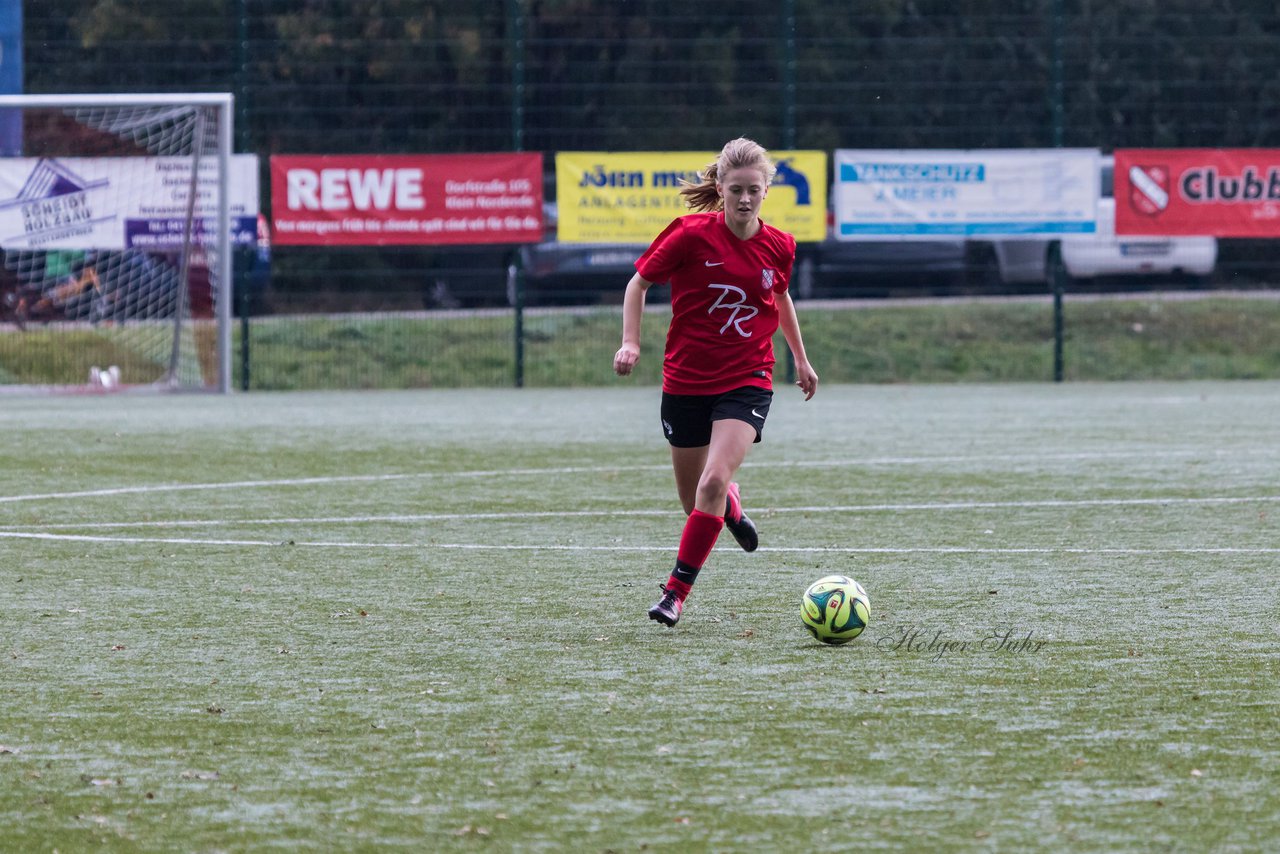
top-left (613, 137), bottom-right (819, 627)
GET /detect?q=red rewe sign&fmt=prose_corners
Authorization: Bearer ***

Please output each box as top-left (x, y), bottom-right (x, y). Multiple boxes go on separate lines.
top-left (1115, 148), bottom-right (1280, 237)
top-left (270, 153), bottom-right (543, 246)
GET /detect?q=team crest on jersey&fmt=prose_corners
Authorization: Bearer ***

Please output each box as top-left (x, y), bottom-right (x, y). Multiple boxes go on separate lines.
top-left (761, 269), bottom-right (775, 290)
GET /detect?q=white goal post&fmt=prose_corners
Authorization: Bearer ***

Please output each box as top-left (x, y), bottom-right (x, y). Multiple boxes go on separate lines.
top-left (0, 93), bottom-right (235, 393)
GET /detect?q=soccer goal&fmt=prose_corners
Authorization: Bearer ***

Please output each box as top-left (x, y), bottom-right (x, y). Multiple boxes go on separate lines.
top-left (0, 93), bottom-right (234, 393)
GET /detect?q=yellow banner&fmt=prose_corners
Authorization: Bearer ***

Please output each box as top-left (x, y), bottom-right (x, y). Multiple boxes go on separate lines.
top-left (556, 151), bottom-right (827, 243)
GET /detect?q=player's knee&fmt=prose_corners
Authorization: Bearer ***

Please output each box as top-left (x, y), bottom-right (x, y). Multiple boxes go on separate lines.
top-left (696, 471), bottom-right (729, 508)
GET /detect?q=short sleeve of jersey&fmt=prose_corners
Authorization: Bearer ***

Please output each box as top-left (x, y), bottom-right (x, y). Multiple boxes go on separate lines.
top-left (635, 217), bottom-right (689, 283)
top-left (773, 231), bottom-right (797, 294)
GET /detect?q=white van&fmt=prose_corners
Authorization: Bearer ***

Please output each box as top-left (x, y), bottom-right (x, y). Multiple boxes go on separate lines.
top-left (989, 156), bottom-right (1217, 285)
top-left (1061, 156), bottom-right (1216, 280)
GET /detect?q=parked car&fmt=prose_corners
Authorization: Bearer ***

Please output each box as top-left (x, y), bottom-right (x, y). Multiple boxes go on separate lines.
top-left (419, 245), bottom-right (518, 308)
top-left (985, 239), bottom-right (1050, 286)
top-left (523, 232), bottom-right (978, 303)
top-left (985, 156), bottom-right (1217, 287)
top-left (519, 237), bottom-right (649, 306)
top-left (800, 237), bottom-right (972, 298)
top-left (1060, 204), bottom-right (1216, 283)
top-left (419, 156), bottom-right (1219, 308)
top-left (516, 203), bottom-right (670, 306)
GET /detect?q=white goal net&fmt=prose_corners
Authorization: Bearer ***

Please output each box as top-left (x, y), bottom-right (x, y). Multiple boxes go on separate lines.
top-left (0, 94), bottom-right (233, 392)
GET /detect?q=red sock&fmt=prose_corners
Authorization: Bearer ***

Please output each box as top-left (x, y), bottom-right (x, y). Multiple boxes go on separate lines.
top-left (676, 509), bottom-right (724, 570)
top-left (665, 576), bottom-right (693, 600)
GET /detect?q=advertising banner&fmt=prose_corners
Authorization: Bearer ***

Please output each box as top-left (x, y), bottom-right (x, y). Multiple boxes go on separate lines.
top-left (833, 149), bottom-right (1099, 239)
top-left (1115, 148), bottom-right (1280, 237)
top-left (556, 151), bottom-right (827, 243)
top-left (271, 153), bottom-right (543, 246)
top-left (0, 154), bottom-right (259, 250)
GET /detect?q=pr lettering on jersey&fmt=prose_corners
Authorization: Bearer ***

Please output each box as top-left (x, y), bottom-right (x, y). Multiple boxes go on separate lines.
top-left (706, 284), bottom-right (758, 337)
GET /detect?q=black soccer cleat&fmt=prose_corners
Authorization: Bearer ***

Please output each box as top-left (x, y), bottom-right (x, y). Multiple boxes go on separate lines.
top-left (724, 482), bottom-right (759, 552)
top-left (648, 587), bottom-right (684, 627)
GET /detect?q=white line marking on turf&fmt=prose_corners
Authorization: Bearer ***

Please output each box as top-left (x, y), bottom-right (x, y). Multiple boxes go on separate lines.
top-left (5, 494), bottom-right (1278, 531)
top-left (2, 448), bottom-right (1275, 505)
top-left (0, 530), bottom-right (1276, 555)
top-left (0, 467), bottom-right (670, 504)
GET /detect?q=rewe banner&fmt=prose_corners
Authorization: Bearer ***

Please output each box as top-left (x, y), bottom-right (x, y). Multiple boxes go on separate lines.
top-left (1115, 148), bottom-right (1280, 237)
top-left (270, 153), bottom-right (543, 246)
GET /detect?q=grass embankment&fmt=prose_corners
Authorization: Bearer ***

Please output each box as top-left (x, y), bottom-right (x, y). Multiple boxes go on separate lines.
top-left (245, 295), bottom-right (1280, 388)
top-left (2, 294), bottom-right (1278, 388)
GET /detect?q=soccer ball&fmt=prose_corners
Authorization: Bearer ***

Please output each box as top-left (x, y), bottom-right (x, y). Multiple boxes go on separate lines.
top-left (800, 574), bottom-right (870, 645)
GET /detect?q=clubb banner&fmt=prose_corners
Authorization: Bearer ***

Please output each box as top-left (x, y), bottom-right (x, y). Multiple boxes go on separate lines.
top-left (270, 153), bottom-right (543, 246)
top-left (833, 149), bottom-right (1099, 239)
top-left (1114, 148), bottom-right (1280, 237)
top-left (0, 155), bottom-right (259, 250)
top-left (555, 151), bottom-right (827, 243)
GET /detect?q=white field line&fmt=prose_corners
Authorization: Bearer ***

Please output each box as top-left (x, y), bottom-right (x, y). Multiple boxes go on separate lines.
top-left (1, 494), bottom-right (1277, 554)
top-left (6, 494), bottom-right (1280, 531)
top-left (1, 447), bottom-right (1276, 506)
top-left (0, 467), bottom-right (669, 504)
top-left (0, 530), bottom-right (1277, 555)
top-left (3, 451), bottom-right (1276, 554)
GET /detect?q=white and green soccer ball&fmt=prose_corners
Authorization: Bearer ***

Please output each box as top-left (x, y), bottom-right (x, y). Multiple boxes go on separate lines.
top-left (800, 574), bottom-right (870, 645)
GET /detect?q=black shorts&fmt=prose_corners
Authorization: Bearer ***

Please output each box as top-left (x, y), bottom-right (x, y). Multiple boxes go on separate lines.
top-left (660, 386), bottom-right (773, 448)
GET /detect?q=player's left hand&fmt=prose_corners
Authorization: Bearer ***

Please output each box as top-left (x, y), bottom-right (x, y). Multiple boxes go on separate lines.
top-left (795, 361), bottom-right (818, 400)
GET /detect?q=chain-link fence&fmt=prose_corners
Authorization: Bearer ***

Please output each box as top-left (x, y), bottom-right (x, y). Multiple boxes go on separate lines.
top-left (18, 1), bottom-right (1280, 388)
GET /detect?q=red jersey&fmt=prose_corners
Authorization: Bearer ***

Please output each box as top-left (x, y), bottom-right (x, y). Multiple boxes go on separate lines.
top-left (636, 211), bottom-right (795, 395)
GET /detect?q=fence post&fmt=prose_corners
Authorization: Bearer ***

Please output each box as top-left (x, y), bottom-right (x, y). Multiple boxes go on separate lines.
top-left (508, 0), bottom-right (525, 152)
top-left (510, 257), bottom-right (525, 388)
top-left (235, 0), bottom-right (252, 391)
top-left (235, 247), bottom-right (252, 391)
top-left (781, 0), bottom-right (796, 150)
top-left (508, 0), bottom-right (527, 389)
top-left (781, 0), bottom-right (798, 385)
top-left (1050, 242), bottom-right (1066, 383)
top-left (1049, 0), bottom-right (1066, 382)
top-left (1049, 0), bottom-right (1064, 149)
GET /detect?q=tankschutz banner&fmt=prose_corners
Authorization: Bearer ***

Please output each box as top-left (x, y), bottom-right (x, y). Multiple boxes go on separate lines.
top-left (833, 148), bottom-right (1099, 240)
top-left (555, 151), bottom-right (827, 243)
top-left (0, 155), bottom-right (259, 249)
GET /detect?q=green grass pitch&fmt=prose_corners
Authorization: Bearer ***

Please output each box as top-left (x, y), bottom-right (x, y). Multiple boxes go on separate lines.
top-left (1, 382), bottom-right (1277, 851)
